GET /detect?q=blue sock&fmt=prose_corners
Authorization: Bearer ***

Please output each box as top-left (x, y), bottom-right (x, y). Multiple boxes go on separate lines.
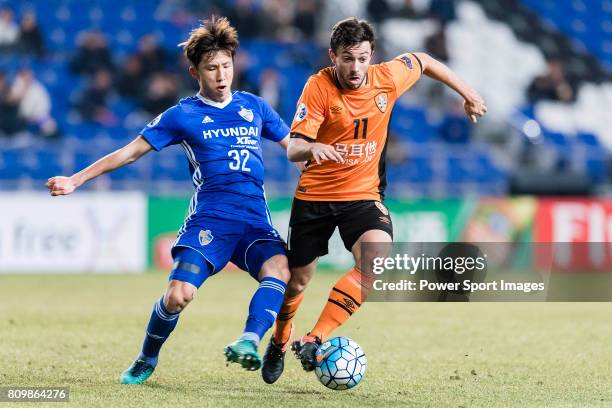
top-left (241, 277), bottom-right (287, 346)
top-left (138, 297), bottom-right (180, 366)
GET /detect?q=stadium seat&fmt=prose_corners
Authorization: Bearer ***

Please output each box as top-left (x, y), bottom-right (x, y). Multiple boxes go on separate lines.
top-left (520, 0), bottom-right (612, 68)
top-left (1, 0), bottom-right (605, 194)
top-left (0, 150), bottom-right (27, 180)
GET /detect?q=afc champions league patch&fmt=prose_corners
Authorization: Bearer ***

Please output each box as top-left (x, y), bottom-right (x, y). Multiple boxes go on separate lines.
top-left (238, 106), bottom-right (254, 122)
top-left (199, 229), bottom-right (214, 246)
top-left (375, 92), bottom-right (388, 113)
top-left (375, 201), bottom-right (389, 215)
top-left (295, 102), bottom-right (307, 122)
top-left (147, 113), bottom-right (162, 127)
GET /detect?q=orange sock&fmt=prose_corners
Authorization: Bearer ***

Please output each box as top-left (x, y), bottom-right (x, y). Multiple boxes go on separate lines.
top-left (272, 292), bottom-right (304, 344)
top-left (310, 267), bottom-right (373, 341)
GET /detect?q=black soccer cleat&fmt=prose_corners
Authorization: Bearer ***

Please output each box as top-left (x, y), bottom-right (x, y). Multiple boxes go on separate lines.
top-left (261, 337), bottom-right (288, 384)
top-left (262, 324), bottom-right (294, 384)
top-left (291, 334), bottom-right (322, 372)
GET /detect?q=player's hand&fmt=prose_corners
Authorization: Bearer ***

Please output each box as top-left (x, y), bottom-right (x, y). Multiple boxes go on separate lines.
top-left (46, 176), bottom-right (78, 196)
top-left (310, 143), bottom-right (345, 164)
top-left (463, 90), bottom-right (487, 123)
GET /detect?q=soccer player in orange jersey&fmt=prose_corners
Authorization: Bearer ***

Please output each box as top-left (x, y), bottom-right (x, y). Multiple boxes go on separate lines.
top-left (261, 17), bottom-right (487, 383)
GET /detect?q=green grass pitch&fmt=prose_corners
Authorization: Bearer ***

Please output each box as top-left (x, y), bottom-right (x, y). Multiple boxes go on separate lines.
top-left (1, 271), bottom-right (611, 407)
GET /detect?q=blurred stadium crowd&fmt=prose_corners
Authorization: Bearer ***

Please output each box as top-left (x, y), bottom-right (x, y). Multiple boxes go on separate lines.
top-left (0, 0), bottom-right (610, 197)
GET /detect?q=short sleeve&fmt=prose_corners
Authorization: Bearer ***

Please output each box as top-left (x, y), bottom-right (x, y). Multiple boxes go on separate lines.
top-left (259, 97), bottom-right (290, 142)
top-left (290, 76), bottom-right (326, 140)
top-left (384, 53), bottom-right (423, 96)
top-left (140, 106), bottom-right (182, 151)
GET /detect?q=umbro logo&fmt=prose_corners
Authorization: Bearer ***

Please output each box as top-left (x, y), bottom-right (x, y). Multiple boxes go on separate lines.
top-left (331, 105), bottom-right (343, 114)
top-left (202, 115), bottom-right (214, 124)
top-left (342, 297), bottom-right (356, 311)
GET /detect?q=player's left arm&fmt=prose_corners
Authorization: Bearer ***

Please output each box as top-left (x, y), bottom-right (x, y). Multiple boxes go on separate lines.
top-left (413, 52), bottom-right (487, 123)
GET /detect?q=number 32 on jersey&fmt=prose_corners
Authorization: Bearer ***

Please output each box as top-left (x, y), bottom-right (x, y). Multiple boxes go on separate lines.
top-left (228, 149), bottom-right (251, 172)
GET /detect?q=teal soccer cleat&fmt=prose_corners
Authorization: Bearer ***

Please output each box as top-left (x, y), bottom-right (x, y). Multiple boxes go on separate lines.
top-left (120, 359), bottom-right (156, 384)
top-left (224, 339), bottom-right (262, 371)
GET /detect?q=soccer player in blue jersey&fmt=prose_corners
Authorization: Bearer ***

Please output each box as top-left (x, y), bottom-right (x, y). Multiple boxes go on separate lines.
top-left (46, 17), bottom-right (294, 384)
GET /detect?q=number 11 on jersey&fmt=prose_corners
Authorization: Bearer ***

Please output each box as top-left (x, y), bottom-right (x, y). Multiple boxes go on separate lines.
top-left (353, 118), bottom-right (368, 139)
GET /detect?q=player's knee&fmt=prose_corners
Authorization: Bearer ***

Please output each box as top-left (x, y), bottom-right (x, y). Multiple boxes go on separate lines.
top-left (164, 294), bottom-right (184, 313)
top-left (269, 264), bottom-right (290, 284)
top-left (286, 262), bottom-right (316, 295)
top-left (165, 292), bottom-right (190, 313)
top-left (259, 255), bottom-right (291, 283)
top-left (287, 272), bottom-right (309, 295)
top-left (164, 285), bottom-right (195, 313)
top-left (272, 259), bottom-right (291, 283)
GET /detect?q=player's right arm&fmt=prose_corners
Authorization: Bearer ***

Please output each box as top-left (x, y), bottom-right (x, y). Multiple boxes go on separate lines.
top-left (46, 136), bottom-right (153, 196)
top-left (288, 76), bottom-right (344, 165)
top-left (48, 107), bottom-right (182, 196)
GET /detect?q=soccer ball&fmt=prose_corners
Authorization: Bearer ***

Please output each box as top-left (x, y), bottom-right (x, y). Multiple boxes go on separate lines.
top-left (314, 337), bottom-right (366, 390)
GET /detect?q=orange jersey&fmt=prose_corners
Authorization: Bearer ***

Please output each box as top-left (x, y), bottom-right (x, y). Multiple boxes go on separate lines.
top-left (290, 53), bottom-right (422, 201)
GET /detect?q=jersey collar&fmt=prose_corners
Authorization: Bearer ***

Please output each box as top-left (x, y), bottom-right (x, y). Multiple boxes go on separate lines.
top-left (196, 92), bottom-right (233, 109)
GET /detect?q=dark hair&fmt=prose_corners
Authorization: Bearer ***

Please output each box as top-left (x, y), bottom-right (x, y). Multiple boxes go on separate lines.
top-left (330, 17), bottom-right (375, 53)
top-left (179, 16), bottom-right (239, 67)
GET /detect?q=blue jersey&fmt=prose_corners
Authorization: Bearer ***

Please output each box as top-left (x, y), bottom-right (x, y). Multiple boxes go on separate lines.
top-left (141, 92), bottom-right (289, 223)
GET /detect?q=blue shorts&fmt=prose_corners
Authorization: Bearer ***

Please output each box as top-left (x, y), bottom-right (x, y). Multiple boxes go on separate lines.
top-left (168, 215), bottom-right (286, 288)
